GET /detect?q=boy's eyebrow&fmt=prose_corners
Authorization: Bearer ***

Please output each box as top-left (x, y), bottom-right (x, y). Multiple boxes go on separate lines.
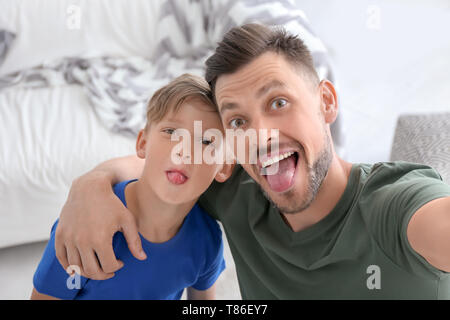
top-left (159, 117), bottom-right (222, 129)
top-left (160, 117), bottom-right (184, 125)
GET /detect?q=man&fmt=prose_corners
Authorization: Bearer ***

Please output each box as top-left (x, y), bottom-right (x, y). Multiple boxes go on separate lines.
top-left (54, 24), bottom-right (450, 299)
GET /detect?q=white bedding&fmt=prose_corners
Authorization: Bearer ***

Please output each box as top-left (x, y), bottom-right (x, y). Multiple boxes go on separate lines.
top-left (0, 85), bottom-right (135, 248)
top-left (0, 0), bottom-right (163, 76)
top-left (0, 0), bottom-right (339, 250)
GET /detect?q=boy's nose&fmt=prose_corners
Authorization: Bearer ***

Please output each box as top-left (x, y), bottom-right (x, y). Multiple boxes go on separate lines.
top-left (176, 151), bottom-right (190, 160)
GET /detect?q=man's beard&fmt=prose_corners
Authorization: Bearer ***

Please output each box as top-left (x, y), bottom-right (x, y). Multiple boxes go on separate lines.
top-left (261, 132), bottom-right (333, 214)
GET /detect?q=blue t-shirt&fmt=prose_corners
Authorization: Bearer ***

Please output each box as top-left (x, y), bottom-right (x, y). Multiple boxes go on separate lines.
top-left (33, 179), bottom-right (225, 299)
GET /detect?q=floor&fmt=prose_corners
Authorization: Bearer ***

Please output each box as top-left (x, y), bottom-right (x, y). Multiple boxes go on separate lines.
top-left (1, 0), bottom-right (450, 300)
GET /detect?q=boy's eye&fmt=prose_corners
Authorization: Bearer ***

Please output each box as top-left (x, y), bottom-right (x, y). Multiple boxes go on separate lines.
top-left (162, 128), bottom-right (175, 135)
top-left (202, 139), bottom-right (213, 146)
top-left (270, 98), bottom-right (287, 110)
top-left (229, 118), bottom-right (247, 129)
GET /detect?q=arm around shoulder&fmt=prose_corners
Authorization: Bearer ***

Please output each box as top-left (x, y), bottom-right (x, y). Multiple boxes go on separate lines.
top-left (54, 154), bottom-right (146, 280)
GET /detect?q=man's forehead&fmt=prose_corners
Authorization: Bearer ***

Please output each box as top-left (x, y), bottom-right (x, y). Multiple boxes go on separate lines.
top-left (215, 52), bottom-right (294, 97)
top-left (218, 55), bottom-right (285, 85)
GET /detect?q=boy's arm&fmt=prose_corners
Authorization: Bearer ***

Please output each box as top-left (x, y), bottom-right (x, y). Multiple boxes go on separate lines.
top-left (30, 288), bottom-right (60, 300)
top-left (55, 155), bottom-right (147, 281)
top-left (187, 284), bottom-right (216, 300)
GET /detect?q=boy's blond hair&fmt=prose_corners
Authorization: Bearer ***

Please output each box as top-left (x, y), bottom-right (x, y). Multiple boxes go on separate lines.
top-left (145, 74), bottom-right (215, 130)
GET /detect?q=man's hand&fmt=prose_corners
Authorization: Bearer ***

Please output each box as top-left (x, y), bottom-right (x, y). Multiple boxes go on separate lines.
top-left (55, 162), bottom-right (147, 280)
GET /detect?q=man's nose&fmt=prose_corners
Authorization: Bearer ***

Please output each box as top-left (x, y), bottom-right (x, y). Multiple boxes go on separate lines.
top-left (252, 115), bottom-right (280, 135)
top-left (250, 117), bottom-right (279, 151)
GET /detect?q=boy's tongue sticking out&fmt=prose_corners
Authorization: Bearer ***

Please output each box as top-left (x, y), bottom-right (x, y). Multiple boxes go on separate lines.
top-left (166, 170), bottom-right (188, 185)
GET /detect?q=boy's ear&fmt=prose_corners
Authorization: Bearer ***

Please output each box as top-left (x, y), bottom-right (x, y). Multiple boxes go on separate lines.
top-left (214, 161), bottom-right (236, 183)
top-left (136, 129), bottom-right (147, 159)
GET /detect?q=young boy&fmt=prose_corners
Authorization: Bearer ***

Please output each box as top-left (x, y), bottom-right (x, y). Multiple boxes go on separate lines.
top-left (31, 74), bottom-right (234, 300)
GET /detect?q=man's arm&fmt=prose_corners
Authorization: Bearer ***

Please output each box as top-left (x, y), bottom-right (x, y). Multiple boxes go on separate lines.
top-left (54, 155), bottom-right (147, 280)
top-left (407, 196), bottom-right (450, 272)
top-left (187, 284), bottom-right (216, 300)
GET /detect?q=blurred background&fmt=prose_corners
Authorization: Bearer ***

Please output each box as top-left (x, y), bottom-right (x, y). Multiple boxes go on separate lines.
top-left (0, 0), bottom-right (449, 300)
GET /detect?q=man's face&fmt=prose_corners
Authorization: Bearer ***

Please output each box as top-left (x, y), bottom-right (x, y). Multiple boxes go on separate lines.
top-left (215, 52), bottom-right (334, 214)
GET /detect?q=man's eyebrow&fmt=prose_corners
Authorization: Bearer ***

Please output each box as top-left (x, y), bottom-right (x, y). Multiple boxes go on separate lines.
top-left (256, 79), bottom-right (286, 99)
top-left (219, 80), bottom-right (285, 114)
top-left (219, 101), bottom-right (239, 115)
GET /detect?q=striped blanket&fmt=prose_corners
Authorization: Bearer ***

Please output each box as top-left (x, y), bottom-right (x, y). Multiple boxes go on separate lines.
top-left (0, 0), bottom-right (342, 149)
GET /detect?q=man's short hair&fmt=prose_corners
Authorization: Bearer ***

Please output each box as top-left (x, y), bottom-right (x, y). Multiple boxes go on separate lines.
top-left (145, 73), bottom-right (214, 129)
top-left (205, 23), bottom-right (319, 100)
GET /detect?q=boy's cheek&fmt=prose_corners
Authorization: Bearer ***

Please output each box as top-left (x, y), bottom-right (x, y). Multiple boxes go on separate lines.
top-left (193, 164), bottom-right (220, 183)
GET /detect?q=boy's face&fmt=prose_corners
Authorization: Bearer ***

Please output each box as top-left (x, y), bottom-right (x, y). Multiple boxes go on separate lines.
top-left (136, 98), bottom-right (231, 205)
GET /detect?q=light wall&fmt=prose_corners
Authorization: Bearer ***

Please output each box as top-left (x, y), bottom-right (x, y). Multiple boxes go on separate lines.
top-left (298, 0), bottom-right (450, 164)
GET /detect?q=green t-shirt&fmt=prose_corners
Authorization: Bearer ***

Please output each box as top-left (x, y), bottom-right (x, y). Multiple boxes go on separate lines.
top-left (199, 161), bottom-right (450, 299)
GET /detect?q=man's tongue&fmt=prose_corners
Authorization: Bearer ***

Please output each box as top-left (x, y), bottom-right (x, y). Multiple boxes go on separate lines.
top-left (265, 155), bottom-right (296, 193)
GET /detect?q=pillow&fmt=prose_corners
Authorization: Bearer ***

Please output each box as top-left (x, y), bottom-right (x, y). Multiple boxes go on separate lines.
top-left (390, 113), bottom-right (450, 184)
top-left (0, 0), bottom-right (163, 76)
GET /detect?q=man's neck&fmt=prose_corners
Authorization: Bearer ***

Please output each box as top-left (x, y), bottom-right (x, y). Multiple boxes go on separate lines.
top-left (124, 178), bottom-right (196, 243)
top-left (282, 155), bottom-right (353, 233)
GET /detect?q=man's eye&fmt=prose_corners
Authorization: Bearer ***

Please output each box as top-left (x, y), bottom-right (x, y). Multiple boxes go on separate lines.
top-left (270, 98), bottom-right (287, 110)
top-left (229, 118), bottom-right (247, 129)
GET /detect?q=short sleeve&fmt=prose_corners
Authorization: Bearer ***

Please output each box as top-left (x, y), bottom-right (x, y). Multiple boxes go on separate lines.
top-left (191, 232), bottom-right (226, 291)
top-left (361, 162), bottom-right (450, 278)
top-left (33, 220), bottom-right (88, 299)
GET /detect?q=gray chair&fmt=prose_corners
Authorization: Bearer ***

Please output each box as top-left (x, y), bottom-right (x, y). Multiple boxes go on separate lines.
top-left (390, 113), bottom-right (450, 184)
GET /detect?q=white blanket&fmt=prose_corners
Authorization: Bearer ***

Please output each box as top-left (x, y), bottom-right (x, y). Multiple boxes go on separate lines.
top-left (0, 0), bottom-right (340, 248)
top-left (0, 0), bottom-right (340, 140)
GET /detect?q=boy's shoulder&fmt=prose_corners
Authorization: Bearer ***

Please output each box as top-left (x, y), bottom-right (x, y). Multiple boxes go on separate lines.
top-left (112, 179), bottom-right (137, 205)
top-left (187, 204), bottom-right (225, 276)
top-left (188, 203), bottom-right (223, 245)
top-left (112, 179), bottom-right (223, 249)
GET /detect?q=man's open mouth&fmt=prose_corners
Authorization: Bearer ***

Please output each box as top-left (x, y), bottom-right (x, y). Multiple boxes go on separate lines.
top-left (259, 150), bottom-right (299, 193)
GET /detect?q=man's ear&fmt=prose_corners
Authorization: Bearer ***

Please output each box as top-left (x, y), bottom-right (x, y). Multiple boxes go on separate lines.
top-left (319, 79), bottom-right (338, 124)
top-left (136, 129), bottom-right (147, 159)
top-left (214, 161), bottom-right (236, 183)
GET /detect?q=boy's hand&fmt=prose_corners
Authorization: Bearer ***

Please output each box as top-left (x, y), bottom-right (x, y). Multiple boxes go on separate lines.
top-left (54, 170), bottom-right (147, 280)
